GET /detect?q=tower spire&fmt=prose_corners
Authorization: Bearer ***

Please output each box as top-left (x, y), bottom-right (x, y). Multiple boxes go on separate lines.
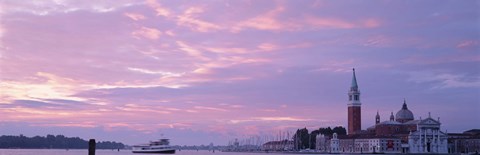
top-left (351, 68), bottom-right (358, 89)
top-left (375, 110), bottom-right (380, 124)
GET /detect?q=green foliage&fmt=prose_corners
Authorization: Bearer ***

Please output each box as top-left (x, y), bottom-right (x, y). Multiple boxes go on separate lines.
top-left (0, 134), bottom-right (124, 149)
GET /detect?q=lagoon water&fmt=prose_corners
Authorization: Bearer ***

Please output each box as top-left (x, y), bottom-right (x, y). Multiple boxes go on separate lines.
top-left (0, 149), bottom-right (362, 155)
top-left (0, 149), bottom-right (274, 155)
top-left (0, 149), bottom-right (210, 155)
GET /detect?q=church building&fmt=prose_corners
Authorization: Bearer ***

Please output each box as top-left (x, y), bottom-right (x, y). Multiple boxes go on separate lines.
top-left (323, 68), bottom-right (449, 154)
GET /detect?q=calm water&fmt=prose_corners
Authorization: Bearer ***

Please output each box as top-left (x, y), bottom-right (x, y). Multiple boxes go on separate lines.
top-left (0, 149), bottom-right (210, 155)
top-left (0, 149), bottom-right (363, 155)
top-left (0, 150), bottom-right (280, 155)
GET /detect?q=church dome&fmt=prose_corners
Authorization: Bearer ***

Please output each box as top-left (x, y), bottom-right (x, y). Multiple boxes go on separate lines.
top-left (395, 100), bottom-right (414, 123)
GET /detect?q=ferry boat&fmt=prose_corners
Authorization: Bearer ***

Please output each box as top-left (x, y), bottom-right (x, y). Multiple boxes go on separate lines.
top-left (132, 139), bottom-right (176, 154)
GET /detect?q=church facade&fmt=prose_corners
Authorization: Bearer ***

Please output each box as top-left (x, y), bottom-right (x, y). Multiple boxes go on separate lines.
top-left (407, 117), bottom-right (448, 153)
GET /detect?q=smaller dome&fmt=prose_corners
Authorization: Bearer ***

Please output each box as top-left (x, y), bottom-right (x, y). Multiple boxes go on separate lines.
top-left (395, 100), bottom-right (414, 123)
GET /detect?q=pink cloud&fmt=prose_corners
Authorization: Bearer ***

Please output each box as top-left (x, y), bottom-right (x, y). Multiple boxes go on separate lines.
top-left (232, 6), bottom-right (299, 32)
top-left (204, 47), bottom-right (248, 54)
top-left (124, 12), bottom-right (146, 21)
top-left (304, 15), bottom-right (355, 29)
top-left (363, 18), bottom-right (381, 28)
top-left (257, 43), bottom-right (279, 51)
top-left (175, 41), bottom-right (210, 61)
top-left (457, 40), bottom-right (479, 50)
top-left (146, 0), bottom-right (171, 17)
top-left (176, 6), bottom-right (222, 32)
top-left (31, 122), bottom-right (97, 128)
top-left (304, 16), bottom-right (382, 30)
top-left (132, 26), bottom-right (162, 40)
top-left (165, 30), bottom-right (175, 36)
top-left (194, 106), bottom-right (228, 112)
top-left (231, 5), bottom-right (381, 32)
top-left (255, 116), bottom-right (312, 122)
top-left (218, 56), bottom-right (271, 64)
top-left (192, 67), bottom-right (213, 75)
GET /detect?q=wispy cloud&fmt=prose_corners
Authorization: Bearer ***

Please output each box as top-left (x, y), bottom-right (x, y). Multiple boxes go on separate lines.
top-left (127, 67), bottom-right (184, 77)
top-left (176, 6), bottom-right (222, 32)
top-left (124, 12), bottom-right (146, 21)
top-left (232, 6), bottom-right (298, 32)
top-left (131, 26), bottom-right (162, 40)
top-left (194, 106), bottom-right (228, 112)
top-left (145, 0), bottom-right (171, 17)
top-left (229, 116), bottom-right (312, 124)
top-left (406, 71), bottom-right (480, 89)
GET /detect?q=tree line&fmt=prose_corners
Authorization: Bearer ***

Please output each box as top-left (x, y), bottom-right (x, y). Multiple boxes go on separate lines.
top-left (293, 126), bottom-right (346, 150)
top-left (0, 134), bottom-right (125, 149)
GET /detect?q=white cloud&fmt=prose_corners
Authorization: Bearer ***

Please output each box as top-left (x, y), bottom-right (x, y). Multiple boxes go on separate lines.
top-left (127, 67), bottom-right (184, 77)
top-left (1, 0), bottom-right (139, 15)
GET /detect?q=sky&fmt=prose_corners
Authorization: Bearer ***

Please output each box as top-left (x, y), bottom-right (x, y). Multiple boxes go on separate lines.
top-left (0, 0), bottom-right (479, 146)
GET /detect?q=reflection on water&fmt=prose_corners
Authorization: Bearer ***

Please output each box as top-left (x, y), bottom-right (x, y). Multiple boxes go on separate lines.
top-left (0, 149), bottom-right (365, 155)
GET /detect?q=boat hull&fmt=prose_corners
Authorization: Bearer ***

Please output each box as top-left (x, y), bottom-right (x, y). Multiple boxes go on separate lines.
top-left (132, 149), bottom-right (176, 154)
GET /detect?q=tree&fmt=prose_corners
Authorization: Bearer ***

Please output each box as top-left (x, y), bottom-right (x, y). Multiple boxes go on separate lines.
top-left (332, 126), bottom-right (347, 135)
top-left (0, 134), bottom-right (124, 149)
top-left (298, 126), bottom-right (347, 150)
top-left (293, 128), bottom-right (309, 150)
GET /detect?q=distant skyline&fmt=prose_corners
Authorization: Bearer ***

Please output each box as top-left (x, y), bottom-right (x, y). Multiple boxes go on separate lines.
top-left (0, 0), bottom-right (479, 145)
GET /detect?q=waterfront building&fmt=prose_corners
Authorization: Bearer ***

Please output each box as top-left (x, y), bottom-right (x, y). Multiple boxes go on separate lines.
top-left (447, 129), bottom-right (480, 153)
top-left (328, 134), bottom-right (401, 154)
top-left (354, 137), bottom-right (401, 153)
top-left (330, 133), bottom-right (340, 153)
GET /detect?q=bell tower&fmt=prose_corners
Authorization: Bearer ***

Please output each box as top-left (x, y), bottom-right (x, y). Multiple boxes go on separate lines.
top-left (375, 111), bottom-right (380, 124)
top-left (348, 68), bottom-right (361, 134)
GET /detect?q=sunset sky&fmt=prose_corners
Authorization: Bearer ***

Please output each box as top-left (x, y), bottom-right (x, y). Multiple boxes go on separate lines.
top-left (0, 0), bottom-right (479, 145)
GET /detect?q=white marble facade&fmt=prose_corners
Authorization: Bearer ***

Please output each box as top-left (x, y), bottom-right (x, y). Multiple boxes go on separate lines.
top-left (408, 116), bottom-right (448, 153)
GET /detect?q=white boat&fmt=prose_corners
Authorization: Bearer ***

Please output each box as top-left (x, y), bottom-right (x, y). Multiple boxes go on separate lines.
top-left (132, 139), bottom-right (176, 154)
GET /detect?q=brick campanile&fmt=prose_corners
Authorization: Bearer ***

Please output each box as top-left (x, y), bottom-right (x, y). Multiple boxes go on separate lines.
top-left (348, 68), bottom-right (361, 134)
